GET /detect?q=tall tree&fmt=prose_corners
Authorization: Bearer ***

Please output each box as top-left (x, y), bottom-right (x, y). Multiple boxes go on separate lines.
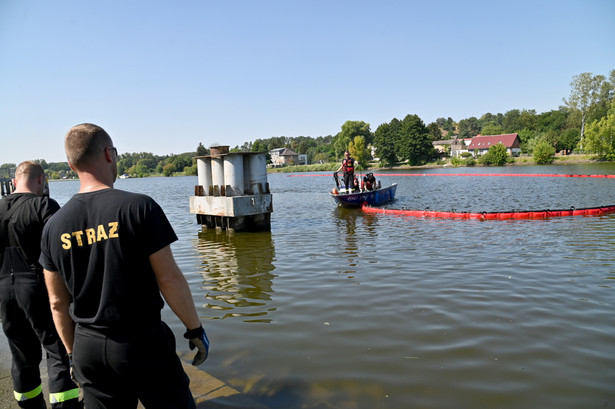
top-left (348, 136), bottom-right (370, 170)
top-left (373, 122), bottom-right (397, 168)
top-left (584, 98), bottom-right (615, 158)
top-left (196, 142), bottom-right (208, 156)
top-left (396, 114), bottom-right (434, 166)
top-left (563, 72), bottom-right (608, 142)
top-left (427, 122), bottom-right (443, 141)
top-left (458, 117), bottom-right (481, 138)
top-left (334, 120), bottom-right (372, 159)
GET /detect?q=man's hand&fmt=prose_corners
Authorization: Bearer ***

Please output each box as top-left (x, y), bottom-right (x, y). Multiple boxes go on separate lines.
top-left (184, 325), bottom-right (209, 366)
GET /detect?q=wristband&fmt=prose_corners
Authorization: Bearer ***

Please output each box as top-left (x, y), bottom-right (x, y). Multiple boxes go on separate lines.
top-left (183, 325), bottom-right (204, 339)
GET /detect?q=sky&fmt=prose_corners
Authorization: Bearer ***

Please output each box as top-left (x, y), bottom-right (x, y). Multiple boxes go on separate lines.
top-left (1, 0), bottom-right (614, 165)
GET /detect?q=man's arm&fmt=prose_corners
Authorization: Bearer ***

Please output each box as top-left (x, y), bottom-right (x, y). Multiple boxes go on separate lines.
top-left (44, 269), bottom-right (75, 353)
top-left (150, 245), bottom-right (201, 330)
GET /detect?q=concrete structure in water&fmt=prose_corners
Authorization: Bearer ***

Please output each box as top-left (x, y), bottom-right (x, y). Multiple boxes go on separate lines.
top-left (1, 168), bottom-right (14, 197)
top-left (189, 146), bottom-right (272, 231)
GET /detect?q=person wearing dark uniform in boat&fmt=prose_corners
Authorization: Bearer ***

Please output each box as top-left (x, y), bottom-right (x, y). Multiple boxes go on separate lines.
top-left (352, 176), bottom-right (360, 192)
top-left (0, 161), bottom-right (81, 409)
top-left (336, 151), bottom-right (358, 191)
top-left (362, 173), bottom-right (377, 191)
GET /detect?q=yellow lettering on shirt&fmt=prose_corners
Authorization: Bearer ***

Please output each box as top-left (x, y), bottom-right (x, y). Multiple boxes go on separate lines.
top-left (61, 233), bottom-right (71, 250)
top-left (108, 222), bottom-right (119, 238)
top-left (85, 228), bottom-right (96, 245)
top-left (72, 231), bottom-right (84, 247)
top-left (97, 224), bottom-right (108, 241)
top-left (61, 222), bottom-right (119, 251)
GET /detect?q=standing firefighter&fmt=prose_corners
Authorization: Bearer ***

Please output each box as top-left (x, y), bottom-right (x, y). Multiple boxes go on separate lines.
top-left (40, 123), bottom-right (209, 409)
top-left (0, 161), bottom-right (81, 409)
top-left (336, 150), bottom-right (358, 191)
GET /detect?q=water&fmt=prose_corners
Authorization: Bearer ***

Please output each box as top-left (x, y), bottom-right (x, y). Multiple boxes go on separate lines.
top-left (46, 164), bottom-right (615, 409)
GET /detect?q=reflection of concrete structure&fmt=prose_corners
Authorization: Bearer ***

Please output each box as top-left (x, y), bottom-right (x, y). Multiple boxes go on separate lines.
top-left (190, 146), bottom-right (273, 231)
top-left (193, 229), bottom-right (276, 322)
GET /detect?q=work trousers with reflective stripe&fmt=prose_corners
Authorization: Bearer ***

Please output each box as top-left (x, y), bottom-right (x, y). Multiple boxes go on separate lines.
top-left (73, 321), bottom-right (195, 409)
top-left (0, 271), bottom-right (81, 409)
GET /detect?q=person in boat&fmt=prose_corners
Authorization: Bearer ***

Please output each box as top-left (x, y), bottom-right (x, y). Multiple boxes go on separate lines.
top-left (352, 176), bottom-right (360, 192)
top-left (336, 151), bottom-right (358, 191)
top-left (362, 173), bottom-right (377, 191)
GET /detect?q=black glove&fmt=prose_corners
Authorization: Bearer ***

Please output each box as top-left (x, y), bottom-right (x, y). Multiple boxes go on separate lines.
top-left (68, 353), bottom-right (77, 384)
top-left (184, 325), bottom-right (209, 366)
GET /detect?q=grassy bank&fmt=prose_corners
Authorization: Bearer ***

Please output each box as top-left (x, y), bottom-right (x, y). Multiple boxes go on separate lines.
top-left (268, 154), bottom-right (610, 173)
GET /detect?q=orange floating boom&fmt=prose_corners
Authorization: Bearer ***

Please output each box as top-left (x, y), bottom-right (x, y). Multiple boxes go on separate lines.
top-left (361, 205), bottom-right (615, 220)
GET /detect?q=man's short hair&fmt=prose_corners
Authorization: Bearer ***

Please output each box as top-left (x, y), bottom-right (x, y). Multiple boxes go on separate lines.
top-left (64, 123), bottom-right (112, 169)
top-left (15, 161), bottom-right (44, 182)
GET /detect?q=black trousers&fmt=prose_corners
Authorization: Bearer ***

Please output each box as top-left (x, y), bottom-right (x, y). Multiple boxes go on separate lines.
top-left (73, 321), bottom-right (195, 409)
top-left (343, 171), bottom-right (354, 190)
top-left (0, 271), bottom-right (80, 409)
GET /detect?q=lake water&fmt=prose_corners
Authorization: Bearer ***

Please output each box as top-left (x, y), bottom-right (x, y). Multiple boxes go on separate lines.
top-left (46, 164), bottom-right (615, 408)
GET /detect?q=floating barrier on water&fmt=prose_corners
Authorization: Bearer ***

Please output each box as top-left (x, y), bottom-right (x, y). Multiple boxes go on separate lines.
top-left (289, 173), bottom-right (615, 178)
top-left (362, 204), bottom-right (615, 220)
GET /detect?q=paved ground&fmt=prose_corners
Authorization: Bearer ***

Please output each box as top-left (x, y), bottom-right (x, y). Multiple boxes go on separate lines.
top-left (0, 335), bottom-right (268, 409)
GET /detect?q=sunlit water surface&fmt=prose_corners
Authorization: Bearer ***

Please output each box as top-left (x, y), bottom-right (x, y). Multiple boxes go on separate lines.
top-left (43, 164), bottom-right (615, 408)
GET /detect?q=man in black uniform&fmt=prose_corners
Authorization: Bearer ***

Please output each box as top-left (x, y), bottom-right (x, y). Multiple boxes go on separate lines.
top-left (40, 124), bottom-right (209, 409)
top-left (0, 161), bottom-right (81, 409)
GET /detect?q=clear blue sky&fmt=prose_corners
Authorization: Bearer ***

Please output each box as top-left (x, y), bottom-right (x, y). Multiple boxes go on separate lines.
top-left (1, 0), bottom-right (613, 165)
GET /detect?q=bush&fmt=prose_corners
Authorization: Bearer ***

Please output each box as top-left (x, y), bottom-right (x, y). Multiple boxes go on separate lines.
top-left (533, 140), bottom-right (556, 164)
top-left (478, 143), bottom-right (509, 166)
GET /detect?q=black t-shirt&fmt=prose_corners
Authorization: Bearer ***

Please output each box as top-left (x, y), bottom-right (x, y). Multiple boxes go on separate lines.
top-left (0, 193), bottom-right (60, 273)
top-left (39, 188), bottom-right (177, 330)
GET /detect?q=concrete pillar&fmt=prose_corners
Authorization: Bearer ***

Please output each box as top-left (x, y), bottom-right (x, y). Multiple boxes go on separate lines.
top-left (197, 158), bottom-right (212, 196)
top-left (224, 154), bottom-right (244, 196)
top-left (247, 153), bottom-right (268, 194)
top-left (211, 158), bottom-right (224, 196)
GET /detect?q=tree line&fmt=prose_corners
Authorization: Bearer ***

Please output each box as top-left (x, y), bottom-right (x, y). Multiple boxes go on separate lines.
top-left (2, 70), bottom-right (613, 177)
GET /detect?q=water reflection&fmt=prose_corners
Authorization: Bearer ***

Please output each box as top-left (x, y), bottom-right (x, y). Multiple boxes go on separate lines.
top-left (193, 229), bottom-right (276, 323)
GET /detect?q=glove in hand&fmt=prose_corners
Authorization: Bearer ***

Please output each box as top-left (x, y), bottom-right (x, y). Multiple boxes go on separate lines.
top-left (184, 325), bottom-right (209, 366)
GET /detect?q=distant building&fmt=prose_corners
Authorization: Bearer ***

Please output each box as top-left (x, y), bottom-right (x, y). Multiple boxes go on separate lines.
top-left (467, 134), bottom-right (521, 157)
top-left (433, 139), bottom-right (454, 155)
top-left (450, 138), bottom-right (473, 157)
top-left (269, 148), bottom-right (300, 167)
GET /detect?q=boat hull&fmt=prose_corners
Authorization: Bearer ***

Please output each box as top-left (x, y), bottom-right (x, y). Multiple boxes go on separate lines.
top-left (330, 184), bottom-right (397, 208)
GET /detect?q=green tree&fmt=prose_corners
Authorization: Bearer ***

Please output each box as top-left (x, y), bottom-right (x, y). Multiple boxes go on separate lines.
top-left (397, 114), bottom-right (434, 166)
top-left (196, 142), bottom-right (208, 156)
top-left (373, 122), bottom-right (397, 168)
top-left (558, 128), bottom-right (581, 154)
top-left (427, 122), bottom-right (443, 141)
top-left (480, 123), bottom-right (504, 136)
top-left (563, 72), bottom-right (608, 143)
top-left (334, 120), bottom-right (372, 158)
top-left (436, 117), bottom-right (456, 134)
top-left (458, 117), bottom-right (480, 138)
top-left (533, 139), bottom-right (556, 164)
top-left (348, 135), bottom-right (370, 170)
top-left (584, 99), bottom-right (615, 158)
top-left (478, 143), bottom-right (509, 166)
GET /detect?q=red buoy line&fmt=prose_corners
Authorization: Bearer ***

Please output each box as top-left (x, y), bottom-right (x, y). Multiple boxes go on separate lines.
top-left (288, 173), bottom-right (615, 178)
top-left (361, 204), bottom-right (615, 220)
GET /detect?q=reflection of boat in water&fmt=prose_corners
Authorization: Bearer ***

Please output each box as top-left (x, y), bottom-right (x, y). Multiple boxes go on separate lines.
top-left (330, 184), bottom-right (397, 208)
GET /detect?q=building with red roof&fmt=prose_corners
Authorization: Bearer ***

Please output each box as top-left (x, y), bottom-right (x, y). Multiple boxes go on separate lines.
top-left (467, 134), bottom-right (521, 157)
